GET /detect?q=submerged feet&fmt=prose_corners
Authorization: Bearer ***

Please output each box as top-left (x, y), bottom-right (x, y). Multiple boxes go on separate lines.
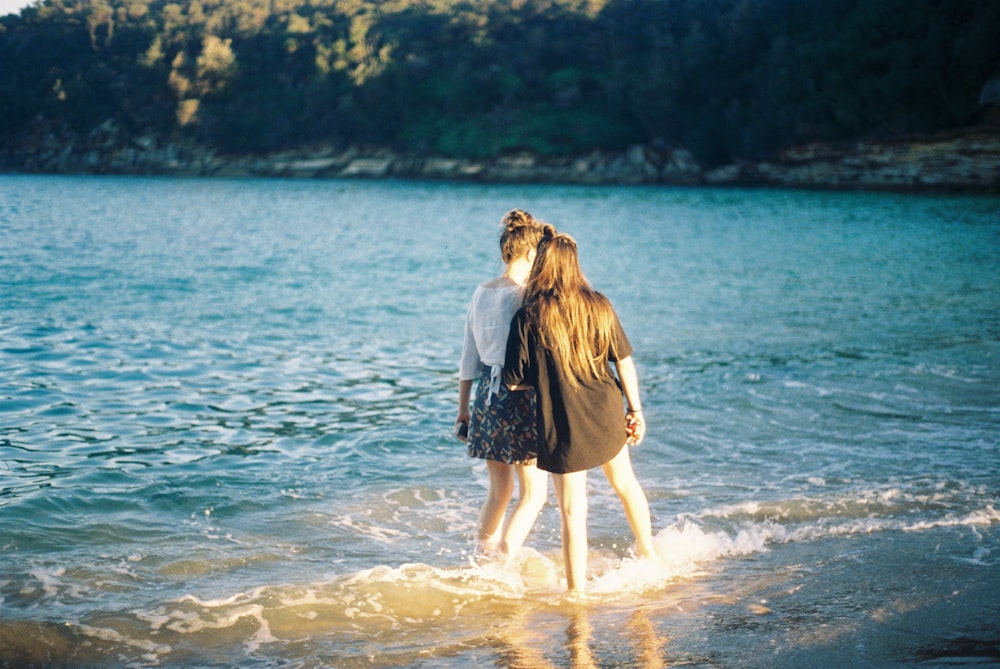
top-left (631, 541), bottom-right (669, 575)
top-left (471, 537), bottom-right (668, 596)
top-left (470, 539), bottom-right (502, 566)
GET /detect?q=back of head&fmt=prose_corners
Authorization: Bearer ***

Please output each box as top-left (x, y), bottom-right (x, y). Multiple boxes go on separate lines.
top-left (525, 232), bottom-right (616, 385)
top-left (525, 232), bottom-right (586, 297)
top-left (499, 209), bottom-right (553, 263)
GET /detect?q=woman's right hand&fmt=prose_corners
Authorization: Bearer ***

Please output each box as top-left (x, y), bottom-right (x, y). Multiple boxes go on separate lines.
top-left (626, 411), bottom-right (645, 446)
top-left (455, 414), bottom-right (470, 442)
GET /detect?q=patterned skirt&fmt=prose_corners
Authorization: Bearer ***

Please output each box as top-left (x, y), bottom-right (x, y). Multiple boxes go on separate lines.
top-left (467, 365), bottom-right (539, 465)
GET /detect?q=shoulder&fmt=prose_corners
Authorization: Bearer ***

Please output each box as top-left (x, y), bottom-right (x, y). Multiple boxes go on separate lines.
top-left (476, 278), bottom-right (525, 307)
top-left (469, 278), bottom-right (501, 303)
top-left (588, 290), bottom-right (616, 317)
top-left (482, 276), bottom-right (514, 290)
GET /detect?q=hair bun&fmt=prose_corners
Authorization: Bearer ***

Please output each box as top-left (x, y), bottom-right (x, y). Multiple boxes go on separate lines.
top-left (501, 209), bottom-right (535, 232)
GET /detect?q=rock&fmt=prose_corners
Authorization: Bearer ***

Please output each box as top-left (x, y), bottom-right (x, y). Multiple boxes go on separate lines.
top-left (660, 148), bottom-right (701, 184)
top-left (980, 78), bottom-right (1000, 106)
top-left (2, 122), bottom-right (997, 192)
top-left (273, 157), bottom-right (341, 176)
top-left (604, 145), bottom-right (659, 184)
top-left (132, 135), bottom-right (157, 152)
top-left (418, 157), bottom-right (482, 179)
top-left (339, 157), bottom-right (393, 178)
top-left (704, 164), bottom-right (742, 184)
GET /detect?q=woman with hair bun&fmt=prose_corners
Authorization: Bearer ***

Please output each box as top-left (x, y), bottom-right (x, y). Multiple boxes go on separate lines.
top-left (504, 230), bottom-right (658, 594)
top-left (456, 210), bottom-right (553, 559)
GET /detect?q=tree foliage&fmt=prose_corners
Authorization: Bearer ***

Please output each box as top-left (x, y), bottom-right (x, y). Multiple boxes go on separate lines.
top-left (1, 0), bottom-right (997, 164)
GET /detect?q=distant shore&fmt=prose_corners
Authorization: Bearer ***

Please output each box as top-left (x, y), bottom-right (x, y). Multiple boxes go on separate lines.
top-left (3, 120), bottom-right (999, 193)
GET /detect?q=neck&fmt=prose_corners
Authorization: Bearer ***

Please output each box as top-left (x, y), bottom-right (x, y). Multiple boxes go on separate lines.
top-left (504, 257), bottom-right (532, 286)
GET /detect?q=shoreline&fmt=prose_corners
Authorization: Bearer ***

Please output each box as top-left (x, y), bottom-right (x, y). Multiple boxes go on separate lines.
top-left (3, 121), bottom-right (999, 194)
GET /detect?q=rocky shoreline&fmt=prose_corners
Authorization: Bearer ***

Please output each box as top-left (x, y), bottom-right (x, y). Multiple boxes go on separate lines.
top-left (3, 119), bottom-right (999, 193)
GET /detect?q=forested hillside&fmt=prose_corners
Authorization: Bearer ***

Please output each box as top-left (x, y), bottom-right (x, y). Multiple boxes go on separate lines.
top-left (2, 0), bottom-right (999, 170)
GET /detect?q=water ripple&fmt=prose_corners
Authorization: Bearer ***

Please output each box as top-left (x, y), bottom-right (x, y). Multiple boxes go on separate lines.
top-left (1, 177), bottom-right (998, 667)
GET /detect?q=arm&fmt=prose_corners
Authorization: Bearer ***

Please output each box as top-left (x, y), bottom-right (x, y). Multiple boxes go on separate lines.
top-left (615, 355), bottom-right (641, 411)
top-left (503, 308), bottom-right (534, 392)
top-left (456, 294), bottom-right (480, 440)
top-left (614, 355), bottom-right (646, 445)
top-left (457, 378), bottom-right (473, 423)
top-left (455, 377), bottom-right (473, 442)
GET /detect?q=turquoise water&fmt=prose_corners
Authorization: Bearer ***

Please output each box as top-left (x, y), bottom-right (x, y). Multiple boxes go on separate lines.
top-left (1, 175), bottom-right (998, 667)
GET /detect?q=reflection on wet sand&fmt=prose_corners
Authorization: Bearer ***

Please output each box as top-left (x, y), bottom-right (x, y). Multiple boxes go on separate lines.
top-left (626, 606), bottom-right (669, 669)
top-left (491, 603), bottom-right (553, 669)
top-left (566, 607), bottom-right (597, 669)
top-left (492, 602), bottom-right (669, 668)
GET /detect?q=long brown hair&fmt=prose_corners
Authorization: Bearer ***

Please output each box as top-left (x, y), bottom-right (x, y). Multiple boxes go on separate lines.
top-left (523, 232), bottom-right (617, 386)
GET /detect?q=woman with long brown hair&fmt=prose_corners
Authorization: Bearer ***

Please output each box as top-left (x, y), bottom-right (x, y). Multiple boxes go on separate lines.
top-left (504, 230), bottom-right (658, 594)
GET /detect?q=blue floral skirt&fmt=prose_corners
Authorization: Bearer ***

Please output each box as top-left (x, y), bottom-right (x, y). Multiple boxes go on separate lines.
top-left (467, 366), bottom-right (538, 465)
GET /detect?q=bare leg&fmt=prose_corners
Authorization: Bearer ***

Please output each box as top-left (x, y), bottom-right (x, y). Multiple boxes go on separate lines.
top-left (500, 462), bottom-right (548, 558)
top-left (479, 460), bottom-right (514, 550)
top-left (552, 469), bottom-right (589, 593)
top-left (601, 445), bottom-right (657, 559)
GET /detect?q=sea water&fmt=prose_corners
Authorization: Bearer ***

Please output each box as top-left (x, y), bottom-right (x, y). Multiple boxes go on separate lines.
top-left (0, 175), bottom-right (998, 668)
